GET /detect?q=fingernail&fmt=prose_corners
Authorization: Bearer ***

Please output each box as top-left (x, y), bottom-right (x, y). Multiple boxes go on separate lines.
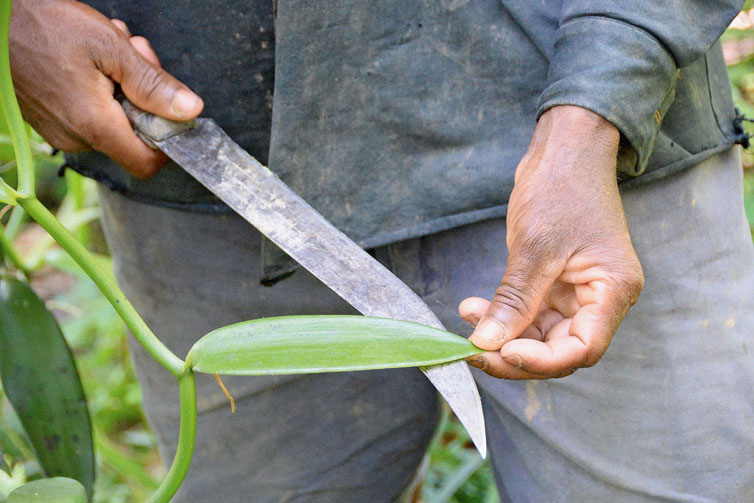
top-left (502, 355), bottom-right (523, 369)
top-left (171, 89), bottom-right (199, 117)
top-left (467, 356), bottom-right (489, 371)
top-left (472, 318), bottom-right (506, 342)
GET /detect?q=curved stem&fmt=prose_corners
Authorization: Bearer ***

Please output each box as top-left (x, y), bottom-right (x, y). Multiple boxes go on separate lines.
top-left (2, 5), bottom-right (197, 498)
top-left (149, 371), bottom-right (197, 503)
top-left (0, 224), bottom-right (29, 277)
top-left (64, 170), bottom-right (90, 244)
top-left (5, 205), bottom-right (26, 240)
top-left (0, 0), bottom-right (34, 197)
top-left (18, 197), bottom-right (185, 376)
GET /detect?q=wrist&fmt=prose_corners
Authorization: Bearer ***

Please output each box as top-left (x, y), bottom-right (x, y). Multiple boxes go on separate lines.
top-left (541, 105), bottom-right (619, 145)
top-left (520, 105), bottom-right (620, 179)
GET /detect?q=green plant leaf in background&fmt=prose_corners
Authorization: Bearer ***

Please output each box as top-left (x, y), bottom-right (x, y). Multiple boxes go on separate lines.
top-left (0, 276), bottom-right (94, 498)
top-left (6, 477), bottom-right (87, 503)
top-left (185, 315), bottom-right (482, 375)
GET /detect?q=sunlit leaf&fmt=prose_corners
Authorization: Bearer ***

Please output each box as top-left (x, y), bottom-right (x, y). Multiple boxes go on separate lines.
top-left (6, 477), bottom-right (87, 503)
top-left (0, 277), bottom-right (94, 497)
top-left (185, 315), bottom-right (482, 375)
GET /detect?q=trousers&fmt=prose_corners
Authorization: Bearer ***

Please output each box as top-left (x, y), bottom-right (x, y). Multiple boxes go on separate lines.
top-left (97, 146), bottom-right (754, 502)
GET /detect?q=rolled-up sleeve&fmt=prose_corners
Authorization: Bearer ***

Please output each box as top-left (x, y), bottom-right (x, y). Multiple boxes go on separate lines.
top-left (536, 1), bottom-right (742, 176)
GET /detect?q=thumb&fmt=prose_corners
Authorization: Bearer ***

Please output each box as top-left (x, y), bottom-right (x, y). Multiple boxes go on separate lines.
top-left (100, 36), bottom-right (203, 120)
top-left (469, 249), bottom-right (559, 351)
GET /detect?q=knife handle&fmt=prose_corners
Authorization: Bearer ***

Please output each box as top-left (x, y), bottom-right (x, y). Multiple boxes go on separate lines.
top-left (118, 96), bottom-right (197, 148)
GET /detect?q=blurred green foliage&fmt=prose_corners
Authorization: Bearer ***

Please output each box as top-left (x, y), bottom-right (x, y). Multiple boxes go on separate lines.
top-left (725, 13), bottom-right (754, 233)
top-left (0, 210), bottom-right (162, 502)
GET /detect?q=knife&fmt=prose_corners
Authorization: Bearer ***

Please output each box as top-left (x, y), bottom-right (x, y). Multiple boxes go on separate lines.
top-left (120, 99), bottom-right (487, 458)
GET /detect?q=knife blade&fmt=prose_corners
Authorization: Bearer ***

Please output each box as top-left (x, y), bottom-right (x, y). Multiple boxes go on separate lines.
top-left (121, 100), bottom-right (486, 457)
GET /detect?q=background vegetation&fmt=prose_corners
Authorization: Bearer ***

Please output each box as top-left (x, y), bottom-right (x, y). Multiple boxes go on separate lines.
top-left (2, 13), bottom-right (754, 503)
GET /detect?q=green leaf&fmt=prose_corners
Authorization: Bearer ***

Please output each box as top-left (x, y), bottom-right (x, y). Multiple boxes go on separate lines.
top-left (6, 478), bottom-right (87, 503)
top-left (185, 315), bottom-right (482, 375)
top-left (0, 277), bottom-right (94, 498)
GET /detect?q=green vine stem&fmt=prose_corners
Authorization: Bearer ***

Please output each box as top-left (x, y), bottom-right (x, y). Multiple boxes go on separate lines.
top-left (2, 1), bottom-right (198, 498)
top-left (64, 170), bottom-right (90, 244)
top-left (0, 0), bottom-right (183, 377)
top-left (5, 206), bottom-right (25, 240)
top-left (0, 0), bottom-right (34, 197)
top-left (0, 225), bottom-right (28, 277)
top-left (148, 371), bottom-right (197, 503)
top-left (18, 197), bottom-right (185, 376)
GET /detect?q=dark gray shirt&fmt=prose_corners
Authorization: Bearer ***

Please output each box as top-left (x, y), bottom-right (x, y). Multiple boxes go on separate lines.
top-left (69, 0), bottom-right (746, 278)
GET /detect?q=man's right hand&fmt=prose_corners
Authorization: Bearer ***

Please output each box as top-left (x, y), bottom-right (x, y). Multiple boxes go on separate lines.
top-left (10, 0), bottom-right (203, 178)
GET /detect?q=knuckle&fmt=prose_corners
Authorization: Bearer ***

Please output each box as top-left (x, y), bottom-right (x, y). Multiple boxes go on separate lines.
top-left (86, 27), bottom-right (124, 69)
top-left (111, 19), bottom-right (131, 37)
top-left (72, 111), bottom-right (104, 149)
top-left (133, 64), bottom-right (169, 101)
top-left (128, 149), bottom-right (166, 178)
top-left (132, 158), bottom-right (163, 179)
top-left (131, 35), bottom-right (151, 46)
top-left (610, 264), bottom-right (645, 307)
top-left (517, 221), bottom-right (555, 249)
top-left (513, 226), bottom-right (562, 271)
top-left (66, 108), bottom-right (96, 140)
top-left (554, 368), bottom-right (578, 379)
top-left (582, 350), bottom-right (601, 368)
top-left (582, 339), bottom-right (610, 368)
top-left (626, 268), bottom-right (645, 304)
top-left (48, 134), bottom-right (87, 153)
top-left (58, 139), bottom-right (87, 153)
top-left (128, 166), bottom-right (156, 180)
top-left (491, 279), bottom-right (537, 321)
top-left (528, 319), bottom-right (545, 340)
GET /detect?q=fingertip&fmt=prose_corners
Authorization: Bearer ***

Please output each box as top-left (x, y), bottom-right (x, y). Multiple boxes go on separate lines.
top-left (465, 354), bottom-right (489, 371)
top-left (129, 36), bottom-right (161, 66)
top-left (123, 148), bottom-right (169, 179)
top-left (501, 354), bottom-right (523, 369)
top-left (110, 19), bottom-right (131, 37)
top-left (459, 297), bottom-right (490, 321)
top-left (469, 336), bottom-right (501, 351)
top-left (476, 351), bottom-right (542, 380)
top-left (497, 338), bottom-right (539, 363)
top-left (460, 307), bottom-right (481, 328)
top-left (171, 88), bottom-right (204, 119)
top-left (469, 317), bottom-right (507, 350)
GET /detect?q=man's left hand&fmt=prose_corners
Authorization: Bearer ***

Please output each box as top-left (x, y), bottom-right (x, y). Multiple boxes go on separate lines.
top-left (462, 105), bottom-right (644, 379)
